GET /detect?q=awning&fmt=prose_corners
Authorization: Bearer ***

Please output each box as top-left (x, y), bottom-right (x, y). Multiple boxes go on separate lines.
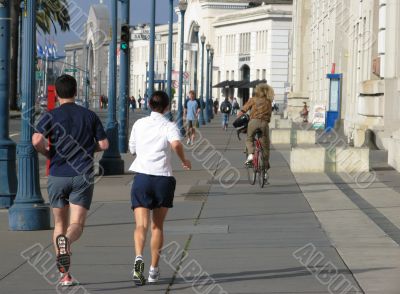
top-left (213, 80), bottom-right (231, 88)
top-left (239, 79), bottom-right (268, 88)
top-left (230, 80), bottom-right (249, 88)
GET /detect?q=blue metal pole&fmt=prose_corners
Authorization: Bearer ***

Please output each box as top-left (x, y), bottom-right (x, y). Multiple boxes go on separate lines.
top-left (209, 49), bottom-right (214, 119)
top-left (165, 0), bottom-right (174, 121)
top-left (0, 2), bottom-right (17, 209)
top-left (199, 37), bottom-right (206, 125)
top-left (118, 0), bottom-right (130, 153)
top-left (99, 0), bottom-right (124, 175)
top-left (144, 62), bottom-right (148, 110)
top-left (73, 50), bottom-right (76, 79)
top-left (84, 44), bottom-right (89, 108)
top-left (177, 7), bottom-right (186, 136)
top-left (9, 0), bottom-right (50, 230)
top-left (193, 33), bottom-right (199, 96)
top-left (205, 46), bottom-right (210, 123)
top-left (148, 0), bottom-right (156, 109)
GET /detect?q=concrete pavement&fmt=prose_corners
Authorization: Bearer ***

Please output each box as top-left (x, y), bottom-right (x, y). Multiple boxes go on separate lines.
top-left (1, 111), bottom-right (400, 293)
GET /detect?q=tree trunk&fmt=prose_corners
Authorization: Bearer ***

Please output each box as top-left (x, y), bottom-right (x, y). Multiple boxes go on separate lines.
top-left (9, 0), bottom-right (20, 111)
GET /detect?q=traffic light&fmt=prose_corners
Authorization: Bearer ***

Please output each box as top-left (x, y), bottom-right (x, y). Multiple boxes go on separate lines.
top-left (120, 24), bottom-right (130, 53)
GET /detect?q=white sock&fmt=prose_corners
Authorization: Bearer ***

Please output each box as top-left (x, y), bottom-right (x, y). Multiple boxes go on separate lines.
top-left (150, 266), bottom-right (159, 272)
top-left (135, 255), bottom-right (143, 262)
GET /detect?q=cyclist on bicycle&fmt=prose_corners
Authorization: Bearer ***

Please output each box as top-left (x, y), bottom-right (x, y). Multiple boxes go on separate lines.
top-left (237, 83), bottom-right (274, 168)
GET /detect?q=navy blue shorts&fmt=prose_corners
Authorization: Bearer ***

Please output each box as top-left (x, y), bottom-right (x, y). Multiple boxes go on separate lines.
top-left (131, 173), bottom-right (176, 210)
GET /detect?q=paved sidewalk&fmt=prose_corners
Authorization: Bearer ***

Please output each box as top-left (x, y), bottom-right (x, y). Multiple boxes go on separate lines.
top-left (1, 112), bottom-right (400, 293)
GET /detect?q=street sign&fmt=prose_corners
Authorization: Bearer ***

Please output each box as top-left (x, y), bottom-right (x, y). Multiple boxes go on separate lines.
top-left (131, 33), bottom-right (161, 41)
top-left (35, 71), bottom-right (44, 81)
top-left (64, 68), bottom-right (78, 73)
top-left (184, 43), bottom-right (198, 51)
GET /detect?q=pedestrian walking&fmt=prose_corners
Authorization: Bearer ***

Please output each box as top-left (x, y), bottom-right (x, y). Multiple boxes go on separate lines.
top-left (220, 97), bottom-right (232, 131)
top-left (232, 97), bottom-right (239, 115)
top-left (129, 91), bottom-right (191, 286)
top-left (138, 96), bottom-right (142, 110)
top-left (32, 74), bottom-right (109, 286)
top-left (213, 99), bottom-right (219, 115)
top-left (184, 90), bottom-right (200, 145)
top-left (301, 102), bottom-right (309, 123)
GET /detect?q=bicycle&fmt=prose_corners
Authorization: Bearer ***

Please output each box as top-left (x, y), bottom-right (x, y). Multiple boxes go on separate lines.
top-left (245, 129), bottom-right (269, 188)
top-left (233, 114), bottom-right (269, 188)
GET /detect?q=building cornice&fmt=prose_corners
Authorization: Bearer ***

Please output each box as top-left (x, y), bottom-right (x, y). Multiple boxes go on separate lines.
top-left (213, 5), bottom-right (292, 27)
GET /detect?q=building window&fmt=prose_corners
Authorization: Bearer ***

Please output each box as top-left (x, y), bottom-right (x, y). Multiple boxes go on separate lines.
top-left (256, 69), bottom-right (260, 79)
top-left (217, 36), bottom-right (223, 56)
top-left (240, 32), bottom-right (251, 54)
top-left (262, 69), bottom-right (266, 80)
top-left (173, 42), bottom-right (177, 58)
top-left (226, 34), bottom-right (236, 54)
top-left (231, 70), bottom-right (235, 80)
top-left (226, 70), bottom-right (230, 80)
top-left (256, 30), bottom-right (267, 52)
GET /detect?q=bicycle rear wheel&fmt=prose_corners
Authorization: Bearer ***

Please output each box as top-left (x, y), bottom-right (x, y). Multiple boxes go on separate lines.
top-left (258, 149), bottom-right (266, 188)
top-left (246, 154), bottom-right (256, 185)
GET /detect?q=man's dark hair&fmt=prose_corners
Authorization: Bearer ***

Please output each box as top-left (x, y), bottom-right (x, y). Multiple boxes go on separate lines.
top-left (149, 91), bottom-right (170, 113)
top-left (55, 74), bottom-right (77, 99)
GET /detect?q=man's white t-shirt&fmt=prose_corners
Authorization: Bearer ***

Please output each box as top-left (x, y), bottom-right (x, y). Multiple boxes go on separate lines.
top-left (129, 112), bottom-right (181, 177)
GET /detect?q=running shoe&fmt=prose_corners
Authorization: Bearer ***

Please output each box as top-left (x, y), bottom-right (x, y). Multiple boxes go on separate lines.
top-left (148, 267), bottom-right (160, 283)
top-left (56, 235), bottom-right (70, 274)
top-left (132, 258), bottom-right (146, 286)
top-left (59, 273), bottom-right (78, 287)
top-left (186, 138), bottom-right (191, 145)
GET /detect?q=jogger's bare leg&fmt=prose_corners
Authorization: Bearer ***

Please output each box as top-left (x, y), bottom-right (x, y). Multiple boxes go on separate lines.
top-left (52, 206), bottom-right (69, 252)
top-left (66, 203), bottom-right (88, 245)
top-left (151, 207), bottom-right (169, 268)
top-left (134, 207), bottom-right (150, 257)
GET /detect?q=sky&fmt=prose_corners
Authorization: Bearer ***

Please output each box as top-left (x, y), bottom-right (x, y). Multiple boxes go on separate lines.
top-left (41, 0), bottom-right (178, 53)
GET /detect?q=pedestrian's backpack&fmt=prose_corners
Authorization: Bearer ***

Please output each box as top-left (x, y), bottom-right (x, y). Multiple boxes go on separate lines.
top-left (233, 101), bottom-right (240, 110)
top-left (220, 101), bottom-right (232, 114)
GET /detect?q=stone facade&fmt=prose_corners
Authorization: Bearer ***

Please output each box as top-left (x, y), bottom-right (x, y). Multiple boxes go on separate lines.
top-left (289, 0), bottom-right (400, 156)
top-left (64, 0), bottom-right (293, 108)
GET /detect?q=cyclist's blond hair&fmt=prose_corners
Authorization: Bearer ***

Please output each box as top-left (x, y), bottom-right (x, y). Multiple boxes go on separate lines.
top-left (254, 83), bottom-right (274, 102)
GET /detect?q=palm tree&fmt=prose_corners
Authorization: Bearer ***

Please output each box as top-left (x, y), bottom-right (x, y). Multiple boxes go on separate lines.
top-left (9, 0), bottom-right (71, 110)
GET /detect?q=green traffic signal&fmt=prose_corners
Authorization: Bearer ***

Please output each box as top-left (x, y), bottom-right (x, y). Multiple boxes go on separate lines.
top-left (120, 24), bottom-right (130, 52)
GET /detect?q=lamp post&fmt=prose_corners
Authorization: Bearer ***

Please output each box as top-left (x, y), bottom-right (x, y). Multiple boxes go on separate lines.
top-left (184, 59), bottom-right (188, 100)
top-left (177, 0), bottom-right (188, 136)
top-left (84, 44), bottom-right (90, 109)
top-left (118, 0), bottom-right (130, 154)
top-left (73, 49), bottom-right (76, 79)
top-left (144, 61), bottom-right (148, 110)
top-left (193, 25), bottom-right (203, 126)
top-left (99, 0), bottom-right (124, 175)
top-left (205, 43), bottom-right (211, 123)
top-left (148, 0), bottom-right (156, 107)
top-left (0, 1), bottom-right (17, 208)
top-left (164, 61), bottom-right (167, 90)
top-left (199, 34), bottom-right (206, 125)
top-left (166, 0), bottom-right (174, 120)
top-left (9, 0), bottom-right (50, 230)
top-left (209, 48), bottom-right (215, 119)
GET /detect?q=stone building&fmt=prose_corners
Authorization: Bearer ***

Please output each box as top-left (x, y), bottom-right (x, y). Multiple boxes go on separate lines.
top-left (64, 0), bottom-right (293, 108)
top-left (289, 0), bottom-right (400, 169)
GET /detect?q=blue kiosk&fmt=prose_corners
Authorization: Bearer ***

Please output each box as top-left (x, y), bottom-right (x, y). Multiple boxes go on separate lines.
top-left (326, 73), bottom-right (342, 131)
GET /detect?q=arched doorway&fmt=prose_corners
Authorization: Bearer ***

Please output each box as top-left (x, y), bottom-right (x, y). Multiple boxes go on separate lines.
top-left (240, 64), bottom-right (250, 104)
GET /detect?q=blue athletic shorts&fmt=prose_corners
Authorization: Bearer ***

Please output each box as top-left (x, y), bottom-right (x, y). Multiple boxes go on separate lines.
top-left (131, 173), bottom-right (176, 210)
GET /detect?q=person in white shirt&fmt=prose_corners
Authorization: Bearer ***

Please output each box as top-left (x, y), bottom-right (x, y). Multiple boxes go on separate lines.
top-left (129, 91), bottom-right (191, 286)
